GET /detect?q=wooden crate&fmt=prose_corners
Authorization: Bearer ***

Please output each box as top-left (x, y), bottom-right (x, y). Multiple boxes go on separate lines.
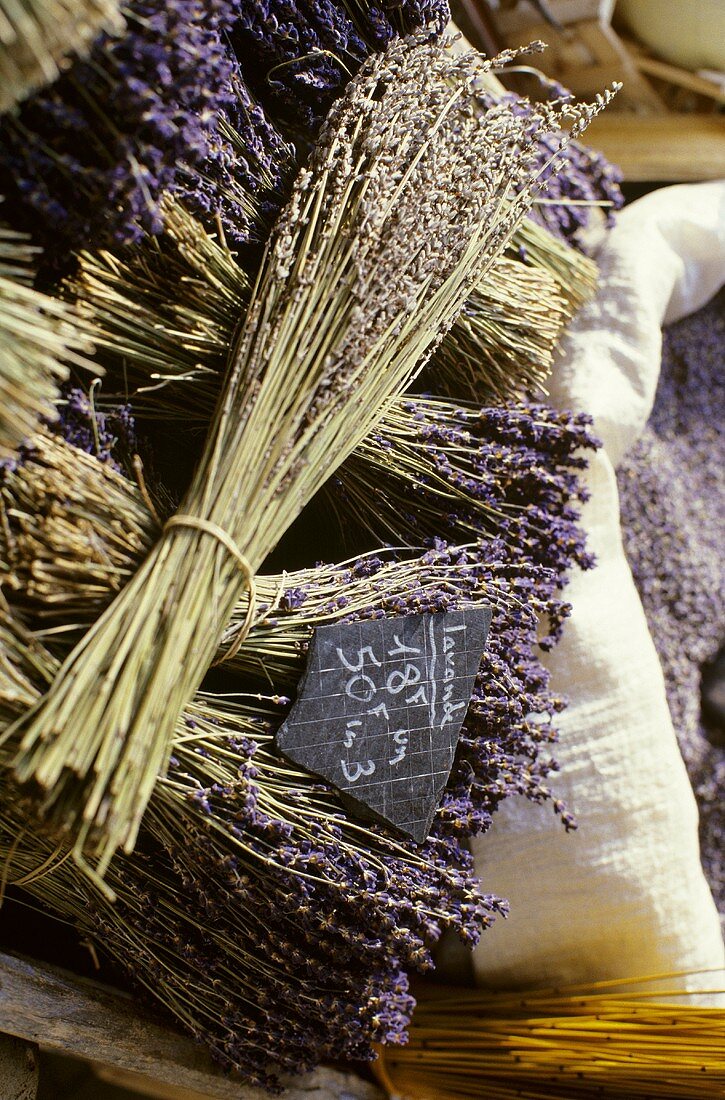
top-left (457, 1), bottom-right (725, 181)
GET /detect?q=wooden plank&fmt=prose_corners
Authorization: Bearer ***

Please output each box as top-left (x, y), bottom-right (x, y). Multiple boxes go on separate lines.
top-left (0, 952), bottom-right (383, 1100)
top-left (632, 52), bottom-right (725, 105)
top-left (495, 0), bottom-right (606, 35)
top-left (583, 114), bottom-right (725, 181)
top-left (92, 1064), bottom-right (262, 1100)
top-left (499, 18), bottom-right (666, 112)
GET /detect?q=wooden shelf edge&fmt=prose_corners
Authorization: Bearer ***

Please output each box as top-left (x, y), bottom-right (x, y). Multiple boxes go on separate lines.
top-left (0, 951), bottom-right (383, 1100)
top-left (584, 113), bottom-right (725, 181)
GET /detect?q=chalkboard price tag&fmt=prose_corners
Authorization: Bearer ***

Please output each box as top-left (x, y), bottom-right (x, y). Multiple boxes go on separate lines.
top-left (275, 608), bottom-right (492, 843)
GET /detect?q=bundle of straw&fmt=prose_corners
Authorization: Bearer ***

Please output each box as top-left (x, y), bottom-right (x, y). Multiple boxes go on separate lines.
top-left (0, 225), bottom-right (93, 460)
top-left (0, 430), bottom-right (158, 630)
top-left (4, 35), bottom-right (616, 879)
top-left (70, 211), bottom-right (579, 418)
top-left (374, 976), bottom-right (725, 1099)
top-left (0, 0), bottom-right (123, 114)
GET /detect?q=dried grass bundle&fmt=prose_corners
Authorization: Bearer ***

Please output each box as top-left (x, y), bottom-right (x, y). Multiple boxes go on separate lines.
top-left (70, 214), bottom-right (580, 417)
top-left (0, 0), bottom-right (123, 113)
top-left (0, 431), bottom-right (158, 630)
top-left (374, 976), bottom-right (725, 1099)
top-left (0, 226), bottom-right (93, 460)
top-left (515, 217), bottom-right (597, 312)
top-left (4, 35), bottom-right (616, 881)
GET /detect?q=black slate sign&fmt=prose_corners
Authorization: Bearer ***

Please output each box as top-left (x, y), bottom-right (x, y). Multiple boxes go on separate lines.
top-left (275, 608), bottom-right (492, 843)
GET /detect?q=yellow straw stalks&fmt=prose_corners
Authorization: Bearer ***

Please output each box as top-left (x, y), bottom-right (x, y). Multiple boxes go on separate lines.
top-left (69, 198), bottom-right (588, 422)
top-left (0, 0), bottom-right (123, 113)
top-left (375, 974), bottom-right (725, 1099)
top-left (2, 35), bottom-right (617, 885)
top-left (0, 225), bottom-right (94, 460)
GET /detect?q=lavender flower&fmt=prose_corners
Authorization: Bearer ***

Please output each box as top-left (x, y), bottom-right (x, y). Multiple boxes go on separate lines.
top-left (0, 613), bottom-right (494, 1086)
top-left (530, 130), bottom-right (623, 243)
top-left (334, 397), bottom-right (599, 581)
top-left (230, 0), bottom-right (449, 141)
top-left (477, 89), bottom-right (623, 246)
top-left (55, 386), bottom-right (136, 470)
top-left (617, 290), bottom-right (725, 914)
top-left (0, 399), bottom-right (595, 1081)
top-left (0, 0), bottom-right (291, 259)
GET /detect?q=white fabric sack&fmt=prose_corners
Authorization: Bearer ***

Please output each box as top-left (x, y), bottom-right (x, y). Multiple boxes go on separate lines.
top-left (471, 182), bottom-right (725, 992)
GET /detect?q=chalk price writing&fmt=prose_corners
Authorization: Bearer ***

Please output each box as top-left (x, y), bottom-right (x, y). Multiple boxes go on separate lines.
top-left (275, 609), bottom-right (491, 844)
top-left (335, 634), bottom-right (429, 784)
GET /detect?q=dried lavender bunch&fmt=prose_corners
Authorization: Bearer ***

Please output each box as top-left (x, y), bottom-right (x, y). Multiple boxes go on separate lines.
top-left (230, 0), bottom-right (449, 144)
top-left (428, 258), bottom-right (568, 401)
top-left (530, 130), bottom-right (623, 244)
top-left (0, 0), bottom-right (293, 261)
top-left (0, 509), bottom-right (577, 1084)
top-left (0, 429), bottom-right (157, 630)
top-left (230, 0), bottom-right (620, 243)
top-left (0, 608), bottom-right (501, 1086)
top-left (5, 36), bottom-right (615, 879)
top-left (0, 424), bottom-right (576, 838)
top-left (0, 421), bottom-right (581, 848)
top-left (473, 87), bottom-right (623, 247)
top-left (0, 226), bottom-right (94, 460)
top-left (0, 0), bottom-right (122, 113)
top-left (331, 396), bottom-right (598, 577)
top-left (617, 291), bottom-right (725, 914)
top-left (0, 821), bottom-right (417, 1091)
top-left (71, 216), bottom-right (573, 416)
top-left (226, 543), bottom-right (580, 837)
top-left (513, 216), bottom-right (597, 312)
top-left (68, 197), bottom-right (251, 420)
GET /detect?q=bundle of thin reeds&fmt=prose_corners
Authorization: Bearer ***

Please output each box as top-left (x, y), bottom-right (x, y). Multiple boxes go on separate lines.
top-left (0, 0), bottom-right (123, 113)
top-left (0, 226), bottom-right (93, 460)
top-left (70, 209), bottom-right (583, 417)
top-left (515, 217), bottom-right (598, 312)
top-left (0, 430), bottom-right (158, 630)
top-left (4, 35), bottom-right (616, 880)
top-left (374, 975), bottom-right (725, 1099)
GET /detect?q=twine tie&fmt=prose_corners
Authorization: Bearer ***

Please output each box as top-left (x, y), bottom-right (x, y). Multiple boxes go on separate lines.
top-left (164, 515), bottom-right (256, 663)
